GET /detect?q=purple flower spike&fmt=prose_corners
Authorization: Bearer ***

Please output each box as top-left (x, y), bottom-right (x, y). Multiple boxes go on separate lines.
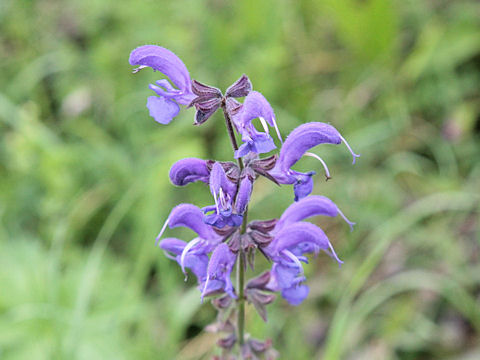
top-left (269, 122), bottom-right (360, 201)
top-left (233, 91), bottom-right (282, 158)
top-left (169, 158), bottom-right (210, 186)
top-left (129, 45), bottom-right (195, 124)
top-left (201, 243), bottom-right (237, 301)
top-left (203, 162), bottom-right (242, 228)
top-left (276, 195), bottom-right (355, 232)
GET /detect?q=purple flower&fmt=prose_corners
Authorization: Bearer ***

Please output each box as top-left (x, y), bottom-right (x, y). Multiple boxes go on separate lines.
top-left (203, 162), bottom-right (243, 228)
top-left (129, 45), bottom-right (195, 124)
top-left (264, 195), bottom-right (354, 305)
top-left (157, 204), bottom-right (221, 284)
top-left (269, 122), bottom-right (360, 201)
top-left (231, 91), bottom-right (282, 159)
top-left (201, 243), bottom-right (237, 301)
top-left (265, 222), bottom-right (333, 305)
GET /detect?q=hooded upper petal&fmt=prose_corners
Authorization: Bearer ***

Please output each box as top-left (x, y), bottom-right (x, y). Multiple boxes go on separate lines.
top-left (169, 158), bottom-right (210, 186)
top-left (268, 122), bottom-right (359, 200)
top-left (232, 91), bottom-right (281, 158)
top-left (268, 222), bottom-right (330, 257)
top-left (129, 45), bottom-right (192, 91)
top-left (168, 204), bottom-right (219, 241)
top-left (276, 122), bottom-right (342, 171)
top-left (275, 195), bottom-right (355, 231)
top-left (276, 195), bottom-right (338, 230)
top-left (238, 91), bottom-right (276, 128)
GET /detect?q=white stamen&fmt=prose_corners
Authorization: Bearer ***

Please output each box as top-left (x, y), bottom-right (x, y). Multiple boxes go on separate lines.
top-left (337, 208), bottom-right (355, 232)
top-left (272, 117), bottom-right (283, 143)
top-left (258, 116), bottom-right (270, 134)
top-left (219, 188), bottom-right (227, 209)
top-left (180, 237), bottom-right (202, 276)
top-left (213, 190), bottom-right (220, 214)
top-left (282, 249), bottom-right (304, 275)
top-left (132, 65), bottom-right (148, 74)
top-left (339, 135), bottom-right (361, 164)
top-left (162, 250), bottom-right (177, 261)
top-left (328, 241), bottom-right (344, 267)
top-left (155, 215), bottom-right (171, 246)
top-left (201, 275), bottom-right (210, 303)
top-left (304, 152), bottom-right (331, 180)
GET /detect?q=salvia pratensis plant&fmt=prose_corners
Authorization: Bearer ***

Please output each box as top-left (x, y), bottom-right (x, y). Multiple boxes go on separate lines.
top-left (130, 45), bottom-right (360, 359)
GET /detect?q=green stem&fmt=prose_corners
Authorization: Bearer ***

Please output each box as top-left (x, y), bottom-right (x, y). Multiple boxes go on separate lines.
top-left (221, 102), bottom-right (247, 348)
top-left (237, 208), bottom-right (248, 347)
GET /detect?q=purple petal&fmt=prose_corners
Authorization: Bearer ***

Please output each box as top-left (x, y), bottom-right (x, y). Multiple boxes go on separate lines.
top-left (293, 172), bottom-right (314, 201)
top-left (209, 162), bottom-right (226, 195)
top-left (129, 45), bottom-right (192, 92)
top-left (182, 253), bottom-right (209, 283)
top-left (234, 130), bottom-right (276, 159)
top-left (271, 263), bottom-right (304, 290)
top-left (269, 222), bottom-right (330, 255)
top-left (203, 212), bottom-right (242, 229)
top-left (277, 122), bottom-right (342, 171)
top-left (158, 237), bottom-right (208, 284)
top-left (202, 243), bottom-right (237, 300)
top-left (209, 162), bottom-right (236, 198)
top-left (281, 284), bottom-right (309, 306)
top-left (147, 96), bottom-right (180, 125)
top-left (168, 204), bottom-right (218, 240)
top-left (169, 158), bottom-right (210, 186)
top-left (239, 91), bottom-right (276, 127)
top-left (235, 177), bottom-right (253, 215)
top-left (277, 195), bottom-right (337, 228)
top-left (158, 237), bottom-right (186, 255)
top-left (276, 195), bottom-right (355, 231)
top-left (149, 80), bottom-right (195, 105)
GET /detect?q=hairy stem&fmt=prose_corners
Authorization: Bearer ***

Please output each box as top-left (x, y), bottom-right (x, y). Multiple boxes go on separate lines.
top-left (221, 102), bottom-right (247, 348)
top-left (221, 105), bottom-right (244, 171)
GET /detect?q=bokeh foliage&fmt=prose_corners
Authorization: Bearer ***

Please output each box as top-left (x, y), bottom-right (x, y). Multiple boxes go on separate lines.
top-left (1, 0), bottom-right (479, 359)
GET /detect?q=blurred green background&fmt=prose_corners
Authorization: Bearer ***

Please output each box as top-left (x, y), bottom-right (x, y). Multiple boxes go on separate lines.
top-left (1, 0), bottom-right (479, 359)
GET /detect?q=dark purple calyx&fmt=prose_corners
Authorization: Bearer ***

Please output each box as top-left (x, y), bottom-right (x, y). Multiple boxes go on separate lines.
top-left (248, 154), bottom-right (279, 184)
top-left (206, 160), bottom-right (240, 183)
top-left (188, 80), bottom-right (223, 125)
top-left (225, 74), bottom-right (252, 98)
